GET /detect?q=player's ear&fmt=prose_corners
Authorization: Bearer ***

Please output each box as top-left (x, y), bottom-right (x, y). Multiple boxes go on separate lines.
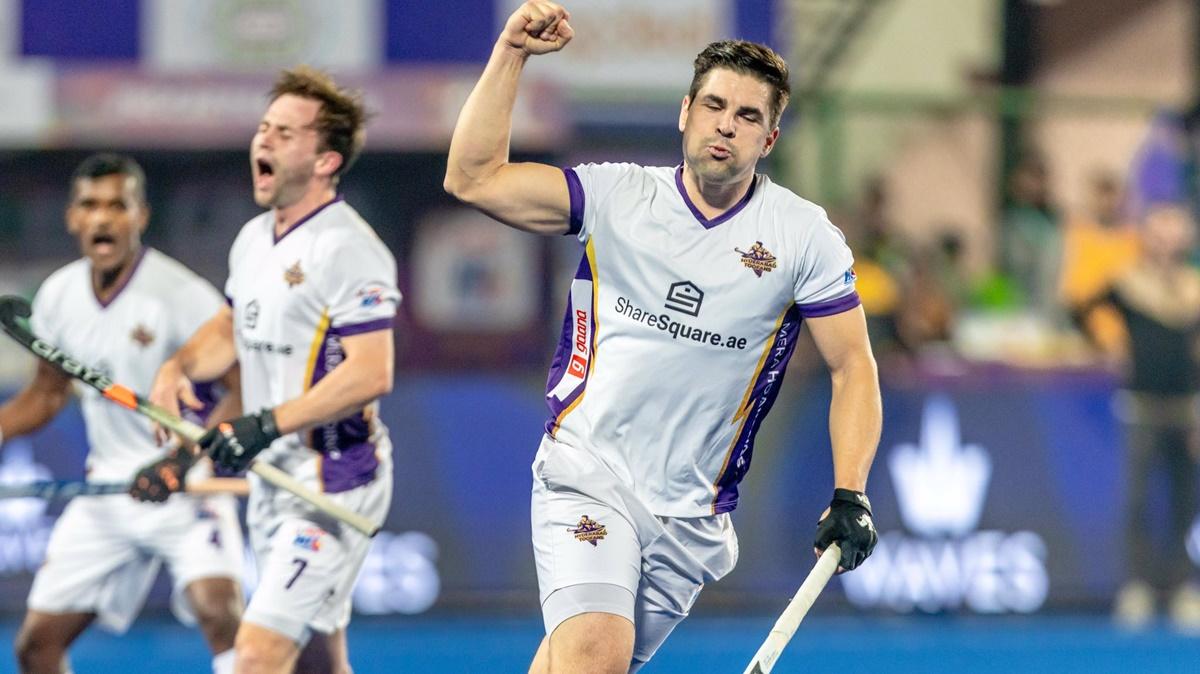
top-left (760, 127), bottom-right (780, 158)
top-left (315, 150), bottom-right (343, 179)
top-left (678, 96), bottom-right (691, 133)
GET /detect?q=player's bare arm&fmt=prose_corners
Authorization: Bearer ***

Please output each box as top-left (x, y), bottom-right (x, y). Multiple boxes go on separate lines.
top-left (444, 1), bottom-right (574, 235)
top-left (272, 328), bottom-right (393, 435)
top-left (806, 304), bottom-right (881, 572)
top-left (151, 305), bottom-right (238, 421)
top-left (0, 360), bottom-right (73, 442)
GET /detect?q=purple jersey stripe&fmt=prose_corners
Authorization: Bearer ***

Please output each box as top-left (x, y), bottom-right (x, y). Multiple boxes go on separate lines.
top-left (674, 165), bottom-right (758, 229)
top-left (798, 291), bottom-right (861, 318)
top-left (306, 323), bottom-right (380, 492)
top-left (713, 305), bottom-right (803, 513)
top-left (224, 294), bottom-right (234, 307)
top-left (329, 316), bottom-right (395, 337)
top-left (320, 440), bottom-right (380, 493)
top-left (274, 195), bottom-right (344, 244)
top-left (544, 250), bottom-right (595, 435)
top-left (563, 168), bottom-right (585, 236)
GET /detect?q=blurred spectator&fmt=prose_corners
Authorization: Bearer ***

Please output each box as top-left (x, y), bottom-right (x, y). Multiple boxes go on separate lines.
top-left (1002, 153), bottom-right (1062, 317)
top-left (1059, 171), bottom-right (1140, 350)
top-left (844, 177), bottom-right (908, 354)
top-left (1090, 205), bottom-right (1200, 631)
top-left (898, 232), bottom-right (966, 350)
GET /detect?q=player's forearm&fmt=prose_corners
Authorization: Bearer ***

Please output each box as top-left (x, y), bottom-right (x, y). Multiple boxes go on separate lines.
top-left (172, 309), bottom-right (238, 382)
top-left (0, 385), bottom-right (69, 439)
top-left (827, 353), bottom-right (881, 492)
top-left (444, 42), bottom-right (528, 201)
top-left (271, 354), bottom-right (392, 436)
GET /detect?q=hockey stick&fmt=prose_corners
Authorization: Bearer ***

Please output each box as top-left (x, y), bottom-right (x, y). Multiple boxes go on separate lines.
top-left (0, 295), bottom-right (379, 536)
top-left (742, 543), bottom-right (841, 674)
top-left (0, 477), bottom-right (250, 500)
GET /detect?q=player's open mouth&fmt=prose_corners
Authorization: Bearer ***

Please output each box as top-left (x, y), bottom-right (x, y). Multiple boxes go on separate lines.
top-left (254, 158), bottom-right (275, 189)
top-left (91, 233), bottom-right (116, 255)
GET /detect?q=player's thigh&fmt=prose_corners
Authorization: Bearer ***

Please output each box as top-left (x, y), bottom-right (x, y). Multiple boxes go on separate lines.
top-left (234, 621), bottom-right (300, 674)
top-left (547, 611), bottom-right (635, 674)
top-left (15, 609), bottom-right (95, 656)
top-left (296, 628), bottom-right (350, 674)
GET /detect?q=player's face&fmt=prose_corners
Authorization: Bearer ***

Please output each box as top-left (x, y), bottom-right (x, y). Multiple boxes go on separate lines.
top-left (66, 174), bottom-right (147, 274)
top-left (251, 94), bottom-right (326, 208)
top-left (679, 68), bottom-right (780, 185)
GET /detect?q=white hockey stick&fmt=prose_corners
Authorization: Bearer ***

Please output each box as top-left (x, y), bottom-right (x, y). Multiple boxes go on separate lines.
top-left (0, 477), bottom-right (250, 500)
top-left (743, 543), bottom-right (841, 674)
top-left (0, 295), bottom-right (380, 536)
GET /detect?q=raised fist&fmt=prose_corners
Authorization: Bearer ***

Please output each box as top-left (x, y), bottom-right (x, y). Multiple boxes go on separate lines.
top-left (501, 1), bottom-right (574, 56)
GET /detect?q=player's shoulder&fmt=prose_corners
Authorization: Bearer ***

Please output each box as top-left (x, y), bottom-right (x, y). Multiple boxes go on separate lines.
top-left (758, 176), bottom-right (830, 224)
top-left (141, 248), bottom-right (214, 287)
top-left (314, 201), bottom-right (391, 252)
top-left (34, 258), bottom-right (88, 308)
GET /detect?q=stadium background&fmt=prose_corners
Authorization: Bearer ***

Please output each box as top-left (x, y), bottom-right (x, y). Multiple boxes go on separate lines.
top-left (1, 0), bottom-right (1199, 671)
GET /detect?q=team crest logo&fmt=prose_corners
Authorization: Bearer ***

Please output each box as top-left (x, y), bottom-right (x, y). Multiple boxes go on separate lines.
top-left (734, 241), bottom-right (778, 277)
top-left (284, 261), bottom-right (305, 288)
top-left (293, 526), bottom-right (324, 552)
top-left (129, 324), bottom-right (155, 347)
top-left (568, 515), bottom-right (607, 546)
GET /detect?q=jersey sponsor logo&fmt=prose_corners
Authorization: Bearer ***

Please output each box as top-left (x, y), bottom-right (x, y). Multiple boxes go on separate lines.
top-left (244, 299), bottom-right (260, 330)
top-left (614, 296), bottom-right (749, 350)
top-left (241, 338), bottom-right (294, 356)
top-left (567, 308), bottom-right (589, 378)
top-left (548, 279), bottom-right (594, 403)
top-left (568, 515), bottom-right (607, 546)
top-left (293, 526), bottom-right (325, 552)
top-left (284, 260), bottom-right (306, 288)
top-left (734, 241), bottom-right (778, 277)
top-left (844, 268), bottom-right (857, 285)
top-left (664, 281), bottom-right (704, 317)
top-left (130, 324), bottom-right (156, 348)
top-left (356, 286), bottom-right (387, 308)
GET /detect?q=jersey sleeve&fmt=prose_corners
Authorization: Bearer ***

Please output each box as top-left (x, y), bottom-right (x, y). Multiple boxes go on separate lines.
top-left (175, 275), bottom-right (224, 345)
top-left (321, 232), bottom-right (401, 335)
top-left (563, 162), bottom-right (641, 244)
top-left (794, 211), bottom-right (861, 318)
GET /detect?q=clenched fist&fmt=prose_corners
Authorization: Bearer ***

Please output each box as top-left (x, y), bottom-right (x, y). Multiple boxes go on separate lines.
top-left (501, 1), bottom-right (574, 56)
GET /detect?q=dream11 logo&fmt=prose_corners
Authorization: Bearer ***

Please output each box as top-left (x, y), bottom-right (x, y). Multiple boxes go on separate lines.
top-left (840, 395), bottom-right (1049, 613)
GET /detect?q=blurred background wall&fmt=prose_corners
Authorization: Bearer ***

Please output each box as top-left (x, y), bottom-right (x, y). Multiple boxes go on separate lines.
top-left (1, 0), bottom-right (1198, 620)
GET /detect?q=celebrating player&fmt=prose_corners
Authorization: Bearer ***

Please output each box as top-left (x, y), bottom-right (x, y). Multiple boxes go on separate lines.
top-left (445, 3), bottom-right (882, 671)
top-left (150, 67), bottom-right (399, 674)
top-left (0, 154), bottom-right (244, 674)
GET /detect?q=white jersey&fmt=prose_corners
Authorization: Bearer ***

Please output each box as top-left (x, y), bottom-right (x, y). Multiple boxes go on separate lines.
top-left (224, 197), bottom-right (400, 494)
top-left (546, 163), bottom-right (860, 517)
top-left (30, 248), bottom-right (224, 482)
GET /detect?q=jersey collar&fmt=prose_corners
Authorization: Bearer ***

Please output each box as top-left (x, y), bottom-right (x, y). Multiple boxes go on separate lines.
top-left (92, 246), bottom-right (149, 309)
top-left (674, 165), bottom-right (758, 230)
top-left (273, 195), bottom-right (344, 245)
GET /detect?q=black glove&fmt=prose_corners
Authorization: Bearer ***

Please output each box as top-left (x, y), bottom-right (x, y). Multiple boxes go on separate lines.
top-left (200, 409), bottom-right (280, 473)
top-left (813, 488), bottom-right (878, 571)
top-left (129, 447), bottom-right (197, 503)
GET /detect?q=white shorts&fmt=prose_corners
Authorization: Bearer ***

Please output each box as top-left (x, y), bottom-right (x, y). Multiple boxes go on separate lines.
top-left (531, 435), bottom-right (738, 666)
top-left (242, 460), bottom-right (392, 645)
top-left (27, 492), bottom-right (243, 634)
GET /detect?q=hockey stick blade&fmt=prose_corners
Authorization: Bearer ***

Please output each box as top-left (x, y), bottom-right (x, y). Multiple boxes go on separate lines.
top-left (0, 295), bottom-right (379, 536)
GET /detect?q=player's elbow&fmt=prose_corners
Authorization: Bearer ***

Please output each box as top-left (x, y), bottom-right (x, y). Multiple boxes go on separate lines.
top-left (443, 169), bottom-right (476, 203)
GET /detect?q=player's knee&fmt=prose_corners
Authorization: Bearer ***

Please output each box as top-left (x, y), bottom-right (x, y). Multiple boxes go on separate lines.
top-left (548, 616), bottom-right (633, 674)
top-left (14, 624), bottom-right (65, 673)
top-left (234, 625), bottom-right (298, 674)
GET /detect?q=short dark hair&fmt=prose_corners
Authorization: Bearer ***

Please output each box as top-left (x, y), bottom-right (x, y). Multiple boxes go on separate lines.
top-left (269, 66), bottom-right (368, 180)
top-left (688, 40), bottom-right (791, 128)
top-left (71, 153), bottom-right (147, 203)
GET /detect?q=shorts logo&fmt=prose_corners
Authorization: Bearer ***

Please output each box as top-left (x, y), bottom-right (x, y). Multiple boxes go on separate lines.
top-left (568, 515), bottom-right (607, 546)
top-left (664, 281), bottom-right (704, 317)
top-left (284, 261), bottom-right (305, 288)
top-left (293, 526), bottom-right (324, 552)
top-left (130, 324), bottom-right (155, 348)
top-left (734, 241), bottom-right (778, 277)
top-left (357, 286), bottom-right (386, 307)
top-left (844, 268), bottom-right (857, 285)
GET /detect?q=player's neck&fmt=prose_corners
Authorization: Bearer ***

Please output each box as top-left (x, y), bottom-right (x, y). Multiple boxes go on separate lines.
top-left (681, 164), bottom-right (754, 219)
top-left (91, 247), bottom-right (142, 303)
top-left (273, 186), bottom-right (338, 238)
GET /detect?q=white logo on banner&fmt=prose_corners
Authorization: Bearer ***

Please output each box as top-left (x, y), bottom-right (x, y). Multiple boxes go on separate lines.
top-left (842, 395), bottom-right (1049, 613)
top-left (0, 441), bottom-right (55, 574)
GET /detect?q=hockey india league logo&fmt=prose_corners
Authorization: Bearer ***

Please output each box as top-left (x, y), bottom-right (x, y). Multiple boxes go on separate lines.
top-left (840, 395), bottom-right (1049, 613)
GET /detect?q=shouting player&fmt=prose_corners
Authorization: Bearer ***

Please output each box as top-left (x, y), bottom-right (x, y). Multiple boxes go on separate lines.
top-left (0, 154), bottom-right (244, 674)
top-left (445, 3), bottom-right (882, 672)
top-left (150, 67), bottom-right (399, 674)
